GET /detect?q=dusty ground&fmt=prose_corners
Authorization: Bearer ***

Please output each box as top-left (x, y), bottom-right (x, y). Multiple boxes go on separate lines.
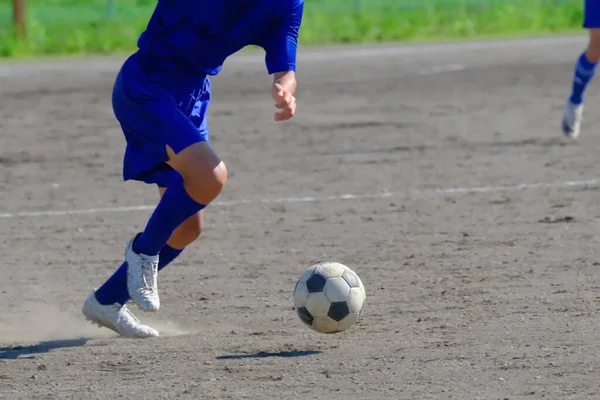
top-left (2, 36), bottom-right (600, 399)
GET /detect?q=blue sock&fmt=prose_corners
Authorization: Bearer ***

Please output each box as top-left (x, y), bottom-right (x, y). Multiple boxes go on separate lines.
top-left (134, 180), bottom-right (205, 256)
top-left (95, 244), bottom-right (184, 305)
top-left (570, 52), bottom-right (598, 105)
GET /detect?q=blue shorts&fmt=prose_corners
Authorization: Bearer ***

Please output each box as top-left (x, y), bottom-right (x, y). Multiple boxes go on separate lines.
top-left (584, 0), bottom-right (600, 28)
top-left (112, 52), bottom-right (211, 188)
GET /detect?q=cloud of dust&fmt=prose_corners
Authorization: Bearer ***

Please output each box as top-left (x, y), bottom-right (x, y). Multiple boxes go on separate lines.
top-left (0, 302), bottom-right (196, 346)
top-left (141, 317), bottom-right (196, 337)
top-left (0, 302), bottom-right (114, 345)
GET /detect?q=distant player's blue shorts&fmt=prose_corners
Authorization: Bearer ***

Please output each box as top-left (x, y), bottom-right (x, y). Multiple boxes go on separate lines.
top-left (112, 52), bottom-right (211, 188)
top-left (584, 0), bottom-right (600, 28)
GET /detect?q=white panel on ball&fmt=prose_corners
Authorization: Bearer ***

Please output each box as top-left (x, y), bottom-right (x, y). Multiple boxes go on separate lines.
top-left (359, 284), bottom-right (366, 300)
top-left (305, 292), bottom-right (330, 317)
top-left (293, 282), bottom-right (309, 308)
top-left (316, 262), bottom-right (346, 278)
top-left (323, 277), bottom-right (351, 303)
top-left (346, 287), bottom-right (365, 314)
top-left (313, 316), bottom-right (339, 334)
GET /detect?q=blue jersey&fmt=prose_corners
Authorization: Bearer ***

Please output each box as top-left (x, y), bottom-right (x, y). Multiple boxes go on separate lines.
top-left (114, 0), bottom-right (304, 187)
top-left (137, 0), bottom-right (304, 76)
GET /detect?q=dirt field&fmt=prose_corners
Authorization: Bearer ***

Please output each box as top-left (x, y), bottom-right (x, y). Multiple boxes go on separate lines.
top-left (2, 36), bottom-right (600, 399)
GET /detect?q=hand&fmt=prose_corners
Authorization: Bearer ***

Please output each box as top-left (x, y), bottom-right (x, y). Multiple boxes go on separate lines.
top-left (271, 82), bottom-right (296, 122)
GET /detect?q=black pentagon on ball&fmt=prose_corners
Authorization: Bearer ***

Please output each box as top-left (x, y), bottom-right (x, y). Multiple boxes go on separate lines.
top-left (297, 307), bottom-right (314, 325)
top-left (328, 301), bottom-right (350, 322)
top-left (306, 273), bottom-right (327, 293)
top-left (342, 269), bottom-right (361, 288)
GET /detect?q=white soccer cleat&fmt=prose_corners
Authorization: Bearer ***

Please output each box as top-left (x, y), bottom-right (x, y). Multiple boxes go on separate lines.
top-left (82, 291), bottom-right (159, 338)
top-left (125, 235), bottom-right (160, 312)
top-left (562, 100), bottom-right (584, 139)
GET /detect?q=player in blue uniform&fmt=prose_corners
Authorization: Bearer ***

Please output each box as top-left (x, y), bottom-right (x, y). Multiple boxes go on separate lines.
top-left (562, 0), bottom-right (600, 138)
top-left (82, 0), bottom-right (304, 338)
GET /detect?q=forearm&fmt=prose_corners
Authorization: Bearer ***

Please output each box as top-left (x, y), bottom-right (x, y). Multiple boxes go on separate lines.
top-left (273, 71), bottom-right (297, 95)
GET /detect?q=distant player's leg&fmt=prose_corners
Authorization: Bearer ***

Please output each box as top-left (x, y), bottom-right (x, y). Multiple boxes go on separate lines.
top-left (563, 2), bottom-right (600, 138)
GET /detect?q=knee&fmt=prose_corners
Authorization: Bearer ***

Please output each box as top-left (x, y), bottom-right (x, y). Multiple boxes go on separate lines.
top-left (185, 161), bottom-right (227, 205)
top-left (168, 142), bottom-right (227, 205)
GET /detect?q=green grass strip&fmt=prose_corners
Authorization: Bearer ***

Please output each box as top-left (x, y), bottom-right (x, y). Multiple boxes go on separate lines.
top-left (0, 0), bottom-right (585, 59)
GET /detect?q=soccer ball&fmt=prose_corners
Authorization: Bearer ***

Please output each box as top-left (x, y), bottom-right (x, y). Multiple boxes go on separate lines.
top-left (293, 262), bottom-right (366, 334)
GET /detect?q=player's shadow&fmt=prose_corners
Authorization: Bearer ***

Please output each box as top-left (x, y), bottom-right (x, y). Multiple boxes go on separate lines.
top-left (0, 338), bottom-right (88, 360)
top-left (216, 350), bottom-right (322, 360)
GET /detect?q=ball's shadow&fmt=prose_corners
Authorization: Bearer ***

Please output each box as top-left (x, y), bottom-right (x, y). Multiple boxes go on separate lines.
top-left (0, 338), bottom-right (89, 360)
top-left (216, 350), bottom-right (322, 360)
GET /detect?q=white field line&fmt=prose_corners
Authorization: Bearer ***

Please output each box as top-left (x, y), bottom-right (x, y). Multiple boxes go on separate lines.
top-left (418, 64), bottom-right (466, 75)
top-left (1, 178), bottom-right (598, 219)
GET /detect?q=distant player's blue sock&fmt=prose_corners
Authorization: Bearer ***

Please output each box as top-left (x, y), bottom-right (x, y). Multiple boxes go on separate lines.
top-left (570, 52), bottom-right (598, 105)
top-left (134, 180), bottom-right (205, 256)
top-left (95, 244), bottom-right (184, 305)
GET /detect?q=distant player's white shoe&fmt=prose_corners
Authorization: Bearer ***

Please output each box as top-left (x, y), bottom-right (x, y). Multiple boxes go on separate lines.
top-left (562, 100), bottom-right (584, 138)
top-left (125, 235), bottom-right (160, 312)
top-left (82, 292), bottom-right (159, 338)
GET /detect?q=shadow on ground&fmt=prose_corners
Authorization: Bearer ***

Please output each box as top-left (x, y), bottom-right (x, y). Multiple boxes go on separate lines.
top-left (0, 338), bottom-right (89, 360)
